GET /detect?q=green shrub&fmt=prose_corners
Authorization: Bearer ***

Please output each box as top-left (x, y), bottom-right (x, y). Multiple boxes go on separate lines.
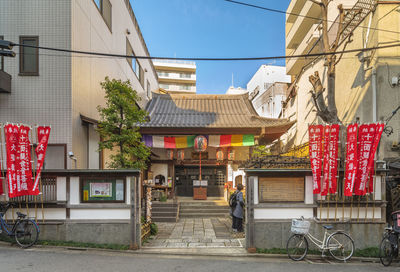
top-left (159, 194), bottom-right (167, 202)
top-left (150, 222), bottom-right (158, 235)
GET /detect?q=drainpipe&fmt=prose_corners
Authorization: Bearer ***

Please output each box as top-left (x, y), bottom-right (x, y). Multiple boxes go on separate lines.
top-left (372, 68), bottom-right (377, 122)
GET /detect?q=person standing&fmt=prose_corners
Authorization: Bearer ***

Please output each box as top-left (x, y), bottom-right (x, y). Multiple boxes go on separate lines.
top-left (232, 184), bottom-right (244, 232)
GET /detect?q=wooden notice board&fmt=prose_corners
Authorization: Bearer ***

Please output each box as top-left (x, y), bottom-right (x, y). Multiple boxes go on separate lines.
top-left (258, 177), bottom-right (304, 202)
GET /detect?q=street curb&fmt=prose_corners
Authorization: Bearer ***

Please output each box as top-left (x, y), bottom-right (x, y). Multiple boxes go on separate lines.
top-left (0, 241), bottom-right (380, 263)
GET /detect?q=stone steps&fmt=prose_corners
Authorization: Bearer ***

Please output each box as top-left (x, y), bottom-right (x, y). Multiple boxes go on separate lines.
top-left (179, 201), bottom-right (230, 218)
top-left (151, 202), bottom-right (178, 222)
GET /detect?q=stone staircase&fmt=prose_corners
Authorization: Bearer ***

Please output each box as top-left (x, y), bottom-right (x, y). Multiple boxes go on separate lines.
top-left (151, 202), bottom-right (179, 222)
top-left (179, 199), bottom-right (230, 218)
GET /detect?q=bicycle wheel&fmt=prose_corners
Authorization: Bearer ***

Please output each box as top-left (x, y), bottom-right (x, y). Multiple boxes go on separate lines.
top-left (287, 234), bottom-right (308, 261)
top-left (327, 232), bottom-right (354, 261)
top-left (379, 233), bottom-right (395, 266)
top-left (14, 219), bottom-right (39, 248)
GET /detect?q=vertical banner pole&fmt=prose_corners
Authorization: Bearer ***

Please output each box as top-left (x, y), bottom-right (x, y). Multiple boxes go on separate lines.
top-left (357, 196), bottom-right (360, 222)
top-left (30, 126), bottom-right (37, 220)
top-left (372, 164), bottom-right (377, 221)
top-left (327, 193), bottom-right (330, 222)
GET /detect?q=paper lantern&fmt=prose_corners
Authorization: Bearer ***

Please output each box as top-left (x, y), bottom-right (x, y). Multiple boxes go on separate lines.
top-left (194, 135), bottom-right (207, 152)
top-left (228, 148), bottom-right (235, 160)
top-left (216, 148), bottom-right (224, 161)
top-left (166, 149), bottom-right (174, 160)
top-left (177, 149), bottom-right (185, 160)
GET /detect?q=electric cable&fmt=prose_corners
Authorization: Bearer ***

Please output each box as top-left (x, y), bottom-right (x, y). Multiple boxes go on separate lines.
top-left (223, 0), bottom-right (400, 35)
top-left (8, 41), bottom-right (400, 62)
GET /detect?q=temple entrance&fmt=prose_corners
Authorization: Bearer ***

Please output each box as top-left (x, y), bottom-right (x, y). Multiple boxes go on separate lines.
top-left (175, 165), bottom-right (226, 197)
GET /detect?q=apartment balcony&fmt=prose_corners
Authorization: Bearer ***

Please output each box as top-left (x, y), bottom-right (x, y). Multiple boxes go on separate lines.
top-left (157, 73), bottom-right (196, 84)
top-left (286, 1), bottom-right (320, 50)
top-left (159, 84), bottom-right (196, 93)
top-left (0, 70), bottom-right (11, 93)
top-left (286, 24), bottom-right (320, 76)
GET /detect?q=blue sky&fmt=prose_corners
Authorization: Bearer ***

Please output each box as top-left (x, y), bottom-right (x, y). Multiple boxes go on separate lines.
top-left (131, 0), bottom-right (291, 94)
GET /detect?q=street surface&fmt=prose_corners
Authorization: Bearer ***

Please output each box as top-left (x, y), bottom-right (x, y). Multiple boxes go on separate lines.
top-left (0, 245), bottom-right (388, 272)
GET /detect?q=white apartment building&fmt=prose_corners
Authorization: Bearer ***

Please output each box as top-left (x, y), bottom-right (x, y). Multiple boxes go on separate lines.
top-left (225, 86), bottom-right (247, 95)
top-left (153, 60), bottom-right (196, 93)
top-left (0, 0), bottom-right (158, 169)
top-left (247, 65), bottom-right (291, 118)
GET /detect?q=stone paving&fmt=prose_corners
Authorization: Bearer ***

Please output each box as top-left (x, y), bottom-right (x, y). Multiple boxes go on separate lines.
top-left (143, 218), bottom-right (245, 248)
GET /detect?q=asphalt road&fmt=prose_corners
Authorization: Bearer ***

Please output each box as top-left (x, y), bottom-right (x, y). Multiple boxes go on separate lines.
top-left (0, 245), bottom-right (390, 272)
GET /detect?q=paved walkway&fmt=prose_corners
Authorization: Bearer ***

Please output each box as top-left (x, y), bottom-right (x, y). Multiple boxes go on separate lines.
top-left (143, 218), bottom-right (245, 248)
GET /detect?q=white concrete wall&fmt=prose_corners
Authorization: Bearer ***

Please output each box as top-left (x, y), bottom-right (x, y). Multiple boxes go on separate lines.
top-left (71, 0), bottom-right (158, 168)
top-left (56, 177), bottom-right (67, 202)
top-left (70, 209), bottom-right (129, 220)
top-left (151, 163), bottom-right (168, 182)
top-left (70, 177), bottom-right (80, 205)
top-left (5, 208), bottom-right (67, 220)
top-left (254, 208), bottom-right (314, 219)
top-left (247, 65), bottom-right (291, 100)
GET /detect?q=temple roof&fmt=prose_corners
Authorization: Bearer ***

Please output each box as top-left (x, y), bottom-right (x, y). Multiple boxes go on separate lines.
top-left (142, 93), bottom-right (294, 129)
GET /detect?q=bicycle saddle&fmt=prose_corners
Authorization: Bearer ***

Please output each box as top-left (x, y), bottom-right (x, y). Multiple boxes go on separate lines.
top-left (16, 212), bottom-right (26, 218)
top-left (323, 225), bottom-right (333, 230)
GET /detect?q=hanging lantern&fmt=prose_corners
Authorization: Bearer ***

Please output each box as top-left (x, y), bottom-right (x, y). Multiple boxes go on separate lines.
top-left (228, 148), bottom-right (235, 161)
top-left (216, 148), bottom-right (224, 161)
top-left (177, 149), bottom-right (185, 161)
top-left (194, 135), bottom-right (207, 152)
top-left (166, 149), bottom-right (174, 160)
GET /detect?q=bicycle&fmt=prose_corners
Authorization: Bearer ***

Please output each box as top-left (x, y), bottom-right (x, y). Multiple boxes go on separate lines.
top-left (286, 217), bottom-right (354, 262)
top-left (379, 210), bottom-right (400, 266)
top-left (0, 202), bottom-right (40, 248)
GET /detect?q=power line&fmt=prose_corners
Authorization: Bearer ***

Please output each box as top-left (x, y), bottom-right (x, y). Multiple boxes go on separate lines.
top-left (223, 0), bottom-right (400, 35)
top-left (11, 42), bottom-right (400, 61)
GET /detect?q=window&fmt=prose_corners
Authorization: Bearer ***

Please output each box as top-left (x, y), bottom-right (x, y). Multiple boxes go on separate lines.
top-left (93, 0), bottom-right (112, 31)
top-left (139, 65), bottom-right (144, 87)
top-left (259, 177), bottom-right (304, 202)
top-left (147, 80), bottom-right (151, 99)
top-left (180, 73), bottom-right (191, 79)
top-left (126, 39), bottom-right (137, 72)
top-left (158, 71), bottom-right (169, 77)
top-left (160, 84), bottom-right (169, 90)
top-left (19, 36), bottom-right (39, 75)
top-left (0, 36), bottom-right (3, 71)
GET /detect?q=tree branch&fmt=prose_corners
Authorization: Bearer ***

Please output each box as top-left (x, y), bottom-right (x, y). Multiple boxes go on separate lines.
top-left (334, 33), bottom-right (353, 66)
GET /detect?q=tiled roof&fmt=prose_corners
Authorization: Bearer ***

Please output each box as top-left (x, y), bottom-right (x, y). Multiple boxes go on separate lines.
top-left (141, 93), bottom-right (295, 129)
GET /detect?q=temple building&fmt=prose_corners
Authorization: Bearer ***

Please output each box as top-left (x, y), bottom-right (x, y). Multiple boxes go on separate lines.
top-left (140, 92), bottom-right (294, 198)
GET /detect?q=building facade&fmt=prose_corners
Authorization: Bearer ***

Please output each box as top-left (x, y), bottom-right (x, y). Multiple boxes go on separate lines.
top-left (0, 0), bottom-right (158, 169)
top-left (153, 60), bottom-right (196, 93)
top-left (140, 93), bottom-right (294, 199)
top-left (281, 0), bottom-right (400, 162)
top-left (247, 65), bottom-right (291, 118)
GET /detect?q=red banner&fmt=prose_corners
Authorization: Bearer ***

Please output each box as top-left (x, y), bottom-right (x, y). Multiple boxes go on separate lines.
top-left (344, 124), bottom-right (358, 196)
top-left (354, 124), bottom-right (376, 195)
top-left (309, 125), bottom-right (323, 194)
top-left (17, 125), bottom-right (32, 197)
top-left (366, 123), bottom-right (384, 193)
top-left (4, 124), bottom-right (19, 198)
top-left (321, 126), bottom-right (331, 196)
top-left (328, 124), bottom-right (340, 194)
top-left (32, 126), bottom-right (51, 194)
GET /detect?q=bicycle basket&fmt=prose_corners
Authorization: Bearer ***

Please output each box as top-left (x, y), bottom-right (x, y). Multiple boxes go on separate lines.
top-left (291, 219), bottom-right (310, 235)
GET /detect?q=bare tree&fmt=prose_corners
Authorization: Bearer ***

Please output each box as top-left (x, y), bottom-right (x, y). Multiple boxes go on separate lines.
top-left (308, 0), bottom-right (360, 124)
